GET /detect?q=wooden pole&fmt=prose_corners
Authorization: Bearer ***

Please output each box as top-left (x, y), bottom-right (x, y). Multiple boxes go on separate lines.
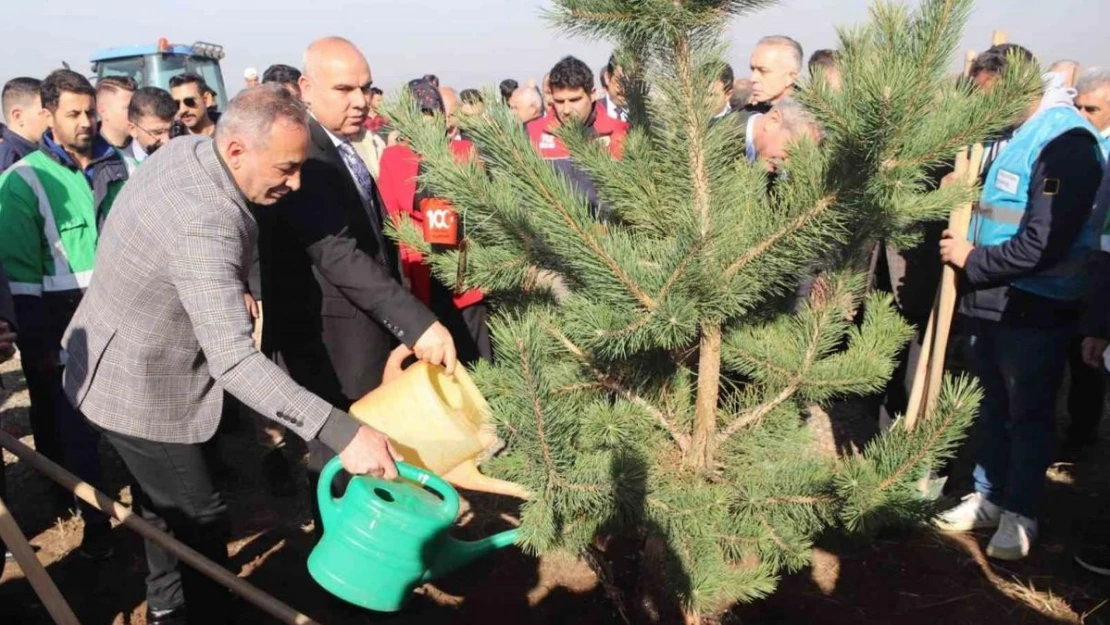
top-left (0, 429), bottom-right (322, 625)
top-left (904, 32), bottom-right (1002, 431)
top-left (0, 494), bottom-right (82, 625)
top-left (922, 143), bottom-right (987, 419)
top-left (964, 50), bottom-right (978, 77)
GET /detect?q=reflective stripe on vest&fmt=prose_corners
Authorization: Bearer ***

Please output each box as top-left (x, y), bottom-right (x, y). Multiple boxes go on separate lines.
top-left (972, 106), bottom-right (1110, 301)
top-left (7, 162), bottom-right (91, 294)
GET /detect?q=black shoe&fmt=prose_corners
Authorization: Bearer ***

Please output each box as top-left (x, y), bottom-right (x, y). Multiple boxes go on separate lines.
top-left (76, 517), bottom-right (115, 560)
top-left (146, 606), bottom-right (188, 625)
top-left (1076, 542), bottom-right (1110, 577)
top-left (263, 449), bottom-right (297, 498)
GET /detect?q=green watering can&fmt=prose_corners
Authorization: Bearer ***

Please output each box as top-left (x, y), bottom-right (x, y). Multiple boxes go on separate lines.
top-left (307, 457), bottom-right (520, 612)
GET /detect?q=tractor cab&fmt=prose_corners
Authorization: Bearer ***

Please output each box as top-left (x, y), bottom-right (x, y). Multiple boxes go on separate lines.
top-left (90, 39), bottom-right (228, 111)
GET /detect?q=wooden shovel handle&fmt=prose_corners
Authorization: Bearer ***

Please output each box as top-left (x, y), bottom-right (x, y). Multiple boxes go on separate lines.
top-left (0, 494), bottom-right (81, 625)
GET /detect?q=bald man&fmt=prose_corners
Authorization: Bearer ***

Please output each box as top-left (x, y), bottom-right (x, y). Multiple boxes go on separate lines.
top-left (439, 85), bottom-right (462, 139)
top-left (259, 37), bottom-right (456, 535)
top-left (510, 86), bottom-right (543, 124)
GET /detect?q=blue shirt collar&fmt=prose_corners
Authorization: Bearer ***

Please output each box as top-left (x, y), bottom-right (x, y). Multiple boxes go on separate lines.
top-left (41, 130), bottom-right (116, 180)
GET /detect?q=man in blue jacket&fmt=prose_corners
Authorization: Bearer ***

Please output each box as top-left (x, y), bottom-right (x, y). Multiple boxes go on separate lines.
top-left (935, 47), bottom-right (1109, 561)
top-left (0, 77), bottom-right (48, 172)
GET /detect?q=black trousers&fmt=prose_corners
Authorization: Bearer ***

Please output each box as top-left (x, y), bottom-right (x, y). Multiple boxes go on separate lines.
top-left (22, 355), bottom-right (64, 468)
top-left (100, 427), bottom-right (232, 624)
top-left (1066, 334), bottom-right (1106, 443)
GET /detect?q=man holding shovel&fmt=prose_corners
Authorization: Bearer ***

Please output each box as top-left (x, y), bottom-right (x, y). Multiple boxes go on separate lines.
top-left (934, 46), bottom-right (1109, 561)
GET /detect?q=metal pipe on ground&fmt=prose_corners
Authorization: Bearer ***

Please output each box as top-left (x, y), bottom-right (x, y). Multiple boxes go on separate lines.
top-left (0, 429), bottom-right (322, 625)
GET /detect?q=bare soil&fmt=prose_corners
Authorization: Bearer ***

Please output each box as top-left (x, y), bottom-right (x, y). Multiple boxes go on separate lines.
top-left (1, 358), bottom-right (1108, 625)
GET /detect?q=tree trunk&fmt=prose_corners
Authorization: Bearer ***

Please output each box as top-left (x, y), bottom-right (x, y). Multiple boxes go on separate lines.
top-left (688, 324), bottom-right (722, 470)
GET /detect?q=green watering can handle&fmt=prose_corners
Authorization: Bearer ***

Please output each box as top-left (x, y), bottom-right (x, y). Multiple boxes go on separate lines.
top-left (317, 457), bottom-right (462, 531)
top-left (317, 456), bottom-right (346, 532)
top-left (396, 462), bottom-right (461, 521)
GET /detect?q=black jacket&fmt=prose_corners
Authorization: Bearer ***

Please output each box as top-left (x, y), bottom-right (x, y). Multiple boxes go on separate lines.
top-left (0, 127), bottom-right (39, 173)
top-left (259, 119), bottom-right (437, 409)
top-left (1081, 159), bottom-right (1110, 339)
top-left (958, 129), bottom-right (1104, 327)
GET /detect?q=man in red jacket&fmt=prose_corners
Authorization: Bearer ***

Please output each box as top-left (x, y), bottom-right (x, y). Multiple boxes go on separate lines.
top-left (527, 55), bottom-right (629, 221)
top-left (378, 79), bottom-right (490, 363)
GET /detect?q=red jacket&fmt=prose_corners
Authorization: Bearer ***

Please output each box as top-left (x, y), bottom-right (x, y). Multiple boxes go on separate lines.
top-left (526, 102), bottom-right (629, 220)
top-left (377, 140), bottom-right (483, 310)
top-left (526, 101), bottom-right (629, 160)
top-left (363, 114), bottom-right (389, 134)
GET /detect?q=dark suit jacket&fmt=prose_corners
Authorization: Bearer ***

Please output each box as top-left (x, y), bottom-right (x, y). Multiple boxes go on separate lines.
top-left (260, 119), bottom-right (436, 409)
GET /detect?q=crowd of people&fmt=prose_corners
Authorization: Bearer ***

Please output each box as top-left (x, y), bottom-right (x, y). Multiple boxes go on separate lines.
top-left (0, 30), bottom-right (1108, 625)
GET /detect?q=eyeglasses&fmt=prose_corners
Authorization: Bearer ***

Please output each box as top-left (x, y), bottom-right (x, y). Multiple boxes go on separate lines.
top-left (175, 97), bottom-right (199, 109)
top-left (1077, 104), bottom-right (1102, 114)
top-left (135, 123), bottom-right (172, 140)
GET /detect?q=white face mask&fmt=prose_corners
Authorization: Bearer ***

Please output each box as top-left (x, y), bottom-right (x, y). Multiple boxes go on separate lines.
top-left (1103, 344), bottom-right (1110, 373)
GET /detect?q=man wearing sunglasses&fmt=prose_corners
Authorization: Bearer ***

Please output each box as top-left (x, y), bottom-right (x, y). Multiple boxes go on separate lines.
top-left (1076, 68), bottom-right (1110, 140)
top-left (117, 87), bottom-right (176, 174)
top-left (169, 72), bottom-right (216, 138)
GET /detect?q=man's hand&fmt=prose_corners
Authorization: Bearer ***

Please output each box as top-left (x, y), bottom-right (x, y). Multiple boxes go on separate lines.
top-left (244, 293), bottom-right (260, 321)
top-left (338, 425), bottom-right (403, 479)
top-left (0, 321), bottom-right (16, 363)
top-left (383, 344), bottom-right (412, 385)
top-left (940, 229), bottom-right (975, 270)
top-left (412, 322), bottom-right (457, 375)
top-left (1081, 337), bottom-right (1109, 369)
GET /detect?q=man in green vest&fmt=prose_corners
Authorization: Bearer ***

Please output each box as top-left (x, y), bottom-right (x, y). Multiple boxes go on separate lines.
top-left (0, 68), bottom-right (128, 559)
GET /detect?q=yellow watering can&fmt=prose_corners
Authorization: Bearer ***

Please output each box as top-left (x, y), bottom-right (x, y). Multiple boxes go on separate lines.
top-left (348, 362), bottom-right (529, 499)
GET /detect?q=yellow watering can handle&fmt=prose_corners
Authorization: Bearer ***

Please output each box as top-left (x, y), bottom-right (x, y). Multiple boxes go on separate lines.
top-left (396, 462), bottom-right (460, 521)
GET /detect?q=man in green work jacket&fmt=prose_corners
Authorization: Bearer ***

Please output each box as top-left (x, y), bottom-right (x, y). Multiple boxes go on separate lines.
top-left (0, 68), bottom-right (127, 559)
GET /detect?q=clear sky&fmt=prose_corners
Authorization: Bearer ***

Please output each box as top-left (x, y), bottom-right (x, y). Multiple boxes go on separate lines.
top-left (1, 0), bottom-right (1106, 96)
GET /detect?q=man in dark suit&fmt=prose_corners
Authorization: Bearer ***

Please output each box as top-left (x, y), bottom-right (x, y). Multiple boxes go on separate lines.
top-left (259, 37), bottom-right (457, 530)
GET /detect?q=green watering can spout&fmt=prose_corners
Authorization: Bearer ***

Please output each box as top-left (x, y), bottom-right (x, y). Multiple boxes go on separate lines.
top-left (308, 457), bottom-right (519, 612)
top-left (426, 528), bottom-right (520, 581)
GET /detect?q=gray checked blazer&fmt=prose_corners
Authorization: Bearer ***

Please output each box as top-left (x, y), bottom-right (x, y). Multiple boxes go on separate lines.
top-left (62, 136), bottom-right (358, 451)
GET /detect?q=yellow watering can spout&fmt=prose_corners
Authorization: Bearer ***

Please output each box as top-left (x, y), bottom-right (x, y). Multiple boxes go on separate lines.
top-left (348, 362), bottom-right (529, 499)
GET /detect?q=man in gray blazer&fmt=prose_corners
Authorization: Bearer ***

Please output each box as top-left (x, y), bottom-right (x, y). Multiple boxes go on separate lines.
top-left (62, 85), bottom-right (400, 625)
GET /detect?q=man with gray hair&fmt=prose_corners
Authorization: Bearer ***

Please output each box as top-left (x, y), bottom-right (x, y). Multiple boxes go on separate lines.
top-left (62, 84), bottom-right (403, 625)
top-left (510, 85), bottom-right (544, 124)
top-left (745, 98), bottom-right (822, 172)
top-left (748, 35), bottom-right (803, 112)
top-left (1076, 68), bottom-right (1110, 138)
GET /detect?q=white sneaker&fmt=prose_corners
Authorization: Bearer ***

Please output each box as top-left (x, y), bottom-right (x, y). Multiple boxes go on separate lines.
top-left (934, 492), bottom-right (1002, 531)
top-left (986, 511), bottom-right (1038, 561)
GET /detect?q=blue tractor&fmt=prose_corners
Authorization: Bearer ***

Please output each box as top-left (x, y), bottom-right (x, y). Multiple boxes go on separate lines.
top-left (90, 39), bottom-right (229, 111)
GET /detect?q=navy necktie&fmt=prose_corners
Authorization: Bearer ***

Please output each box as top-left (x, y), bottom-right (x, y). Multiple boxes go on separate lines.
top-left (336, 141), bottom-right (375, 205)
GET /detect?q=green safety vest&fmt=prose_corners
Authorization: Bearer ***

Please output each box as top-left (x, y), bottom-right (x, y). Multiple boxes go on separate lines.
top-left (0, 146), bottom-right (127, 297)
